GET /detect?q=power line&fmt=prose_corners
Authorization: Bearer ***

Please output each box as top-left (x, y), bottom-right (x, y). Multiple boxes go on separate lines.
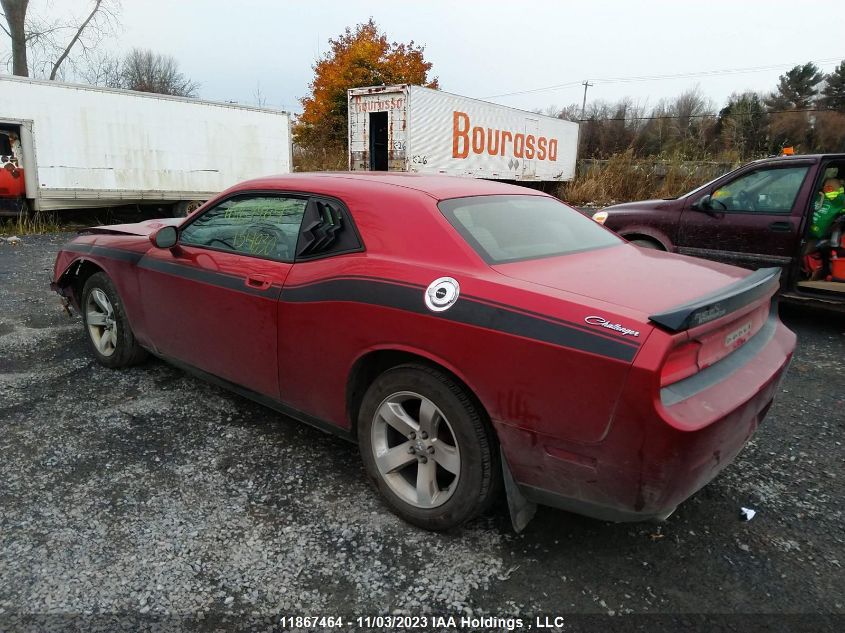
top-left (485, 57), bottom-right (843, 99)
top-left (576, 107), bottom-right (829, 123)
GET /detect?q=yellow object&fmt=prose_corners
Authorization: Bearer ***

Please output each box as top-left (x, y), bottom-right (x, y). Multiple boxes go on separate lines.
top-left (823, 185), bottom-right (844, 200)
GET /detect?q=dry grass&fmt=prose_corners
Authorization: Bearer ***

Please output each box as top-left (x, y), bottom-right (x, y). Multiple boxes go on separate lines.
top-left (292, 144), bottom-right (347, 172)
top-left (559, 150), bottom-right (738, 206)
top-left (0, 212), bottom-right (62, 236)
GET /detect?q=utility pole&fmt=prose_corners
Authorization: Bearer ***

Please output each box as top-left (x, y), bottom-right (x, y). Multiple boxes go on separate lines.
top-left (580, 80), bottom-right (593, 120)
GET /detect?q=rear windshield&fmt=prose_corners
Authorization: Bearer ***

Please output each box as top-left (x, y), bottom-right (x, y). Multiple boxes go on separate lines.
top-left (438, 195), bottom-right (622, 264)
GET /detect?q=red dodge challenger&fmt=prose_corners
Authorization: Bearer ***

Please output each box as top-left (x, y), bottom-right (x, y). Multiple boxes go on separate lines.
top-left (51, 173), bottom-right (796, 531)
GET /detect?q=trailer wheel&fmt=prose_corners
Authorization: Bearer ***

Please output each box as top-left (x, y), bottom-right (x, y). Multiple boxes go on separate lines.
top-left (173, 200), bottom-right (204, 217)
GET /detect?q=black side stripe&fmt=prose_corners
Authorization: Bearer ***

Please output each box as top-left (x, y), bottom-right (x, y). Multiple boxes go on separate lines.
top-left (65, 244), bottom-right (638, 361)
top-left (137, 257), bottom-right (282, 299)
top-left (64, 243), bottom-right (280, 299)
top-left (459, 292), bottom-right (641, 349)
top-left (283, 274), bottom-right (641, 349)
top-left (281, 278), bottom-right (638, 362)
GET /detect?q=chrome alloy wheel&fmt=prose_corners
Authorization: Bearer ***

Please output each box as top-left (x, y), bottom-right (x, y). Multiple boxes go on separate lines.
top-left (371, 391), bottom-right (461, 508)
top-left (85, 288), bottom-right (118, 357)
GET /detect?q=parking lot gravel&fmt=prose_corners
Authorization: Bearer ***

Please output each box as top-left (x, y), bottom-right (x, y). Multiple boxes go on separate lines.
top-left (1, 233), bottom-right (843, 632)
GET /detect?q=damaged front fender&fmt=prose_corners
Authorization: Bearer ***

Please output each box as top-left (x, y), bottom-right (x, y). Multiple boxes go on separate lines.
top-left (51, 257), bottom-right (103, 313)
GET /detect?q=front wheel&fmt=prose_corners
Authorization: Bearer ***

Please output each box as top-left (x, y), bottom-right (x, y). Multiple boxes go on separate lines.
top-left (358, 364), bottom-right (500, 531)
top-left (81, 272), bottom-right (148, 368)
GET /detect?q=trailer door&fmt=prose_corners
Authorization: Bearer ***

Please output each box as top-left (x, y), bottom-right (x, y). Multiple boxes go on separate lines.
top-left (18, 122), bottom-right (38, 200)
top-left (369, 111), bottom-right (389, 171)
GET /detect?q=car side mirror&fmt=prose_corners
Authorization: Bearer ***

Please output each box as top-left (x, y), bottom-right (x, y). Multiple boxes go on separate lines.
top-left (693, 194), bottom-right (713, 211)
top-left (151, 225), bottom-right (178, 249)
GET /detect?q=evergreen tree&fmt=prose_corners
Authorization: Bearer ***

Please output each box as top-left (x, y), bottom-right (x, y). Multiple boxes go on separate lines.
top-left (766, 63), bottom-right (824, 110)
top-left (718, 92), bottom-right (769, 158)
top-left (821, 60), bottom-right (845, 112)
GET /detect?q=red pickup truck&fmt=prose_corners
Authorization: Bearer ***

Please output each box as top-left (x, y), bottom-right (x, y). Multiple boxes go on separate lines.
top-left (593, 154), bottom-right (845, 311)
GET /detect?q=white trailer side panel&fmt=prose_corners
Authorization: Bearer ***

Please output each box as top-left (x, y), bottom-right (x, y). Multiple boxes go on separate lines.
top-left (407, 86), bottom-right (578, 181)
top-left (0, 76), bottom-right (291, 210)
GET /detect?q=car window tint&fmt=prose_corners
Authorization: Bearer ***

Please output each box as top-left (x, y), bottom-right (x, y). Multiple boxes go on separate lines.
top-left (180, 195), bottom-right (307, 261)
top-left (711, 166), bottom-right (809, 213)
top-left (439, 195), bottom-right (621, 264)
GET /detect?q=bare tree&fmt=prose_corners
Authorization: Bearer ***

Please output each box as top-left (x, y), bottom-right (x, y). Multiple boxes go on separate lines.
top-left (48, 0), bottom-right (102, 79)
top-left (0, 0), bottom-right (28, 75)
top-left (118, 48), bottom-right (198, 97)
top-left (556, 104), bottom-right (581, 122)
top-left (253, 81), bottom-right (267, 107)
top-left (78, 49), bottom-right (120, 86)
top-left (1, 0), bottom-right (120, 79)
top-left (89, 48), bottom-right (199, 97)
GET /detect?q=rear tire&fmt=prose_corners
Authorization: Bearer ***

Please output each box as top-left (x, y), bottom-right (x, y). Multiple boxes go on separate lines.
top-left (358, 364), bottom-right (500, 531)
top-left (81, 272), bottom-right (147, 368)
top-left (630, 238), bottom-right (662, 250)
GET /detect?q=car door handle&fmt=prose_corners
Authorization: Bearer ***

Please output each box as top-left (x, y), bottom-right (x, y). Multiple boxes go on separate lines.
top-left (769, 221), bottom-right (791, 232)
top-left (245, 274), bottom-right (272, 290)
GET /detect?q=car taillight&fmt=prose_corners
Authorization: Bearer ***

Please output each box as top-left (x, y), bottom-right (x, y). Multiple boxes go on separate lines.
top-left (660, 341), bottom-right (702, 387)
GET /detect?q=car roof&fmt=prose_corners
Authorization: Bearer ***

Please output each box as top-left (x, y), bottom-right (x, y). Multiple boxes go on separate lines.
top-left (748, 153), bottom-right (845, 166)
top-left (228, 172), bottom-right (551, 202)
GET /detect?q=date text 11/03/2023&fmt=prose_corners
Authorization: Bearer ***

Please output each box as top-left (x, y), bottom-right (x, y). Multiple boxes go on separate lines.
top-left (277, 615), bottom-right (573, 630)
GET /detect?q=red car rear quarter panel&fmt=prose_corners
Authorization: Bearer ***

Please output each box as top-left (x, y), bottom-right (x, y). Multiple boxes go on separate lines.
top-left (278, 257), bottom-right (639, 444)
top-left (275, 184), bottom-right (643, 444)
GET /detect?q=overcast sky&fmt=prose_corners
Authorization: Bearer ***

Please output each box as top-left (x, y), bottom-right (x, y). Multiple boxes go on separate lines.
top-left (5, 1), bottom-right (845, 115)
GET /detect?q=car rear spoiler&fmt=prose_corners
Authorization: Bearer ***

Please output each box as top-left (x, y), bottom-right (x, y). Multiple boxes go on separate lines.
top-left (649, 267), bottom-right (781, 332)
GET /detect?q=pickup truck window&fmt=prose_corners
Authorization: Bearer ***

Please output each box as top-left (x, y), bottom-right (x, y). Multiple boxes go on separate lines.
top-left (711, 166), bottom-right (809, 214)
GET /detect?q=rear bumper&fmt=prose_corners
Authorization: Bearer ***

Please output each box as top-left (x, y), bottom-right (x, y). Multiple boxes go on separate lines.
top-left (496, 319), bottom-right (796, 522)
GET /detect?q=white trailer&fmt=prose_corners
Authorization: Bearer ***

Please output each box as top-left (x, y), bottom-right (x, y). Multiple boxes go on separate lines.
top-left (348, 85), bottom-right (578, 182)
top-left (0, 75), bottom-right (292, 214)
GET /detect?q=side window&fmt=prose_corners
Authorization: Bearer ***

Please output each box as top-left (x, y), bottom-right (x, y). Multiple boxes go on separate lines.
top-left (711, 166), bottom-right (809, 213)
top-left (180, 194), bottom-right (307, 261)
top-left (295, 197), bottom-right (363, 260)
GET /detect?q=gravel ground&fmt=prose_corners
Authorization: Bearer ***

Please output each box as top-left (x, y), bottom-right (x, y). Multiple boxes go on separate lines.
top-left (0, 233), bottom-right (843, 632)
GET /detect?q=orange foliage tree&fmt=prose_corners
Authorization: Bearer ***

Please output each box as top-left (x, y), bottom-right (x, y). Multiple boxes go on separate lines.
top-left (295, 19), bottom-right (438, 166)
